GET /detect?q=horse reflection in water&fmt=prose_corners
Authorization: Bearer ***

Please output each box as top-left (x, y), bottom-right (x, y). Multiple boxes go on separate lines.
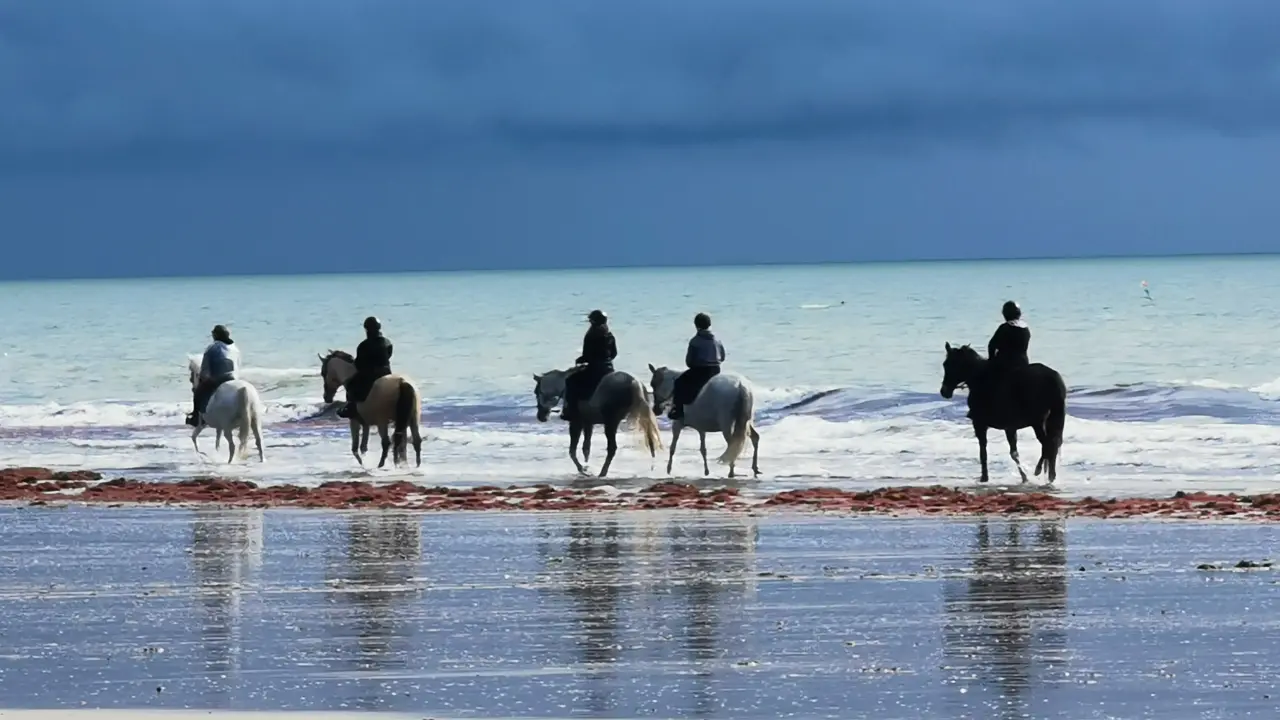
top-left (325, 511), bottom-right (422, 708)
top-left (942, 519), bottom-right (1069, 719)
top-left (537, 515), bottom-right (758, 718)
top-left (190, 508), bottom-right (265, 701)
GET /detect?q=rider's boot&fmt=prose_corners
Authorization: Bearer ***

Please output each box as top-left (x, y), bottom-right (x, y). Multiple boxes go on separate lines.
top-left (185, 412), bottom-right (199, 427)
top-left (668, 403), bottom-right (684, 420)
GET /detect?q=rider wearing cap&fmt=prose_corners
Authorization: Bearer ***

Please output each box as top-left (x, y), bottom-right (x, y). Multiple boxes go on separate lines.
top-left (561, 309), bottom-right (617, 422)
top-left (337, 316), bottom-right (394, 422)
top-left (668, 312), bottom-right (725, 420)
top-left (988, 300), bottom-right (1030, 377)
top-left (186, 324), bottom-right (241, 426)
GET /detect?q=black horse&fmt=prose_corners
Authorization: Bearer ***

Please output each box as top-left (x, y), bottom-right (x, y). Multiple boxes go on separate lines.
top-left (940, 343), bottom-right (1067, 484)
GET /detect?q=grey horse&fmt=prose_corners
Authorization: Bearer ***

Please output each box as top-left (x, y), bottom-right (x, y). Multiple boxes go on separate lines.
top-left (648, 364), bottom-right (761, 478)
top-left (533, 367), bottom-right (663, 478)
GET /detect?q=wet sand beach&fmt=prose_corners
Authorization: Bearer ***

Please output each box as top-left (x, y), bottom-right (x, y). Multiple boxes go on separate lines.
top-left (2, 504), bottom-right (1280, 718)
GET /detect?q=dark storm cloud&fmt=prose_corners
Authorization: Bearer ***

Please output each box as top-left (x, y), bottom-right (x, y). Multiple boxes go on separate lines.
top-left (3, 0), bottom-right (1280, 161)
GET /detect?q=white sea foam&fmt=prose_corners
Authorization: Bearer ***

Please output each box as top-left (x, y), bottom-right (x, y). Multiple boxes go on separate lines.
top-left (4, 409), bottom-right (1280, 499)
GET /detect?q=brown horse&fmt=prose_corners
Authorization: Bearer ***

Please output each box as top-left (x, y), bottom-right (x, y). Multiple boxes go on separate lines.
top-left (319, 350), bottom-right (423, 468)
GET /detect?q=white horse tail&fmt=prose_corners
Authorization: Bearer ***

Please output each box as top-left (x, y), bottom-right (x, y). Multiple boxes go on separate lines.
top-left (236, 385), bottom-right (254, 460)
top-left (250, 392), bottom-right (265, 461)
top-left (627, 379), bottom-right (663, 457)
top-left (717, 381), bottom-right (754, 466)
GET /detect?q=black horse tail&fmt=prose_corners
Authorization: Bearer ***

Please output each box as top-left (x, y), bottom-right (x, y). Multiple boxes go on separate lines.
top-left (393, 379), bottom-right (414, 463)
top-left (1046, 374), bottom-right (1067, 465)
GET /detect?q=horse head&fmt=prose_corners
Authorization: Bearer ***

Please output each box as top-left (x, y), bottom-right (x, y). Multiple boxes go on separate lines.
top-left (187, 356), bottom-right (202, 390)
top-left (647, 363), bottom-right (678, 414)
top-left (532, 370), bottom-right (569, 423)
top-left (318, 349), bottom-right (355, 404)
top-left (940, 342), bottom-right (983, 399)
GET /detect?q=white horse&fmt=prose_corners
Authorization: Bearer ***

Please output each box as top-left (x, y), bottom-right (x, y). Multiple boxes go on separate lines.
top-left (648, 364), bottom-right (761, 478)
top-left (187, 357), bottom-right (265, 463)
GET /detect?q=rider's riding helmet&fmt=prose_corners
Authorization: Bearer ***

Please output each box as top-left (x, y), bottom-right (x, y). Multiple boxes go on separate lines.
top-left (1001, 301), bottom-right (1022, 321)
top-left (588, 309), bottom-right (608, 325)
top-left (363, 316), bottom-right (381, 333)
top-left (694, 312), bottom-right (711, 330)
top-left (211, 324), bottom-right (231, 342)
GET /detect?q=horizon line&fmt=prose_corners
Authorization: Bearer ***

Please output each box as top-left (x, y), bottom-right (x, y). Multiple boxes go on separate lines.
top-left (4, 249), bottom-right (1276, 284)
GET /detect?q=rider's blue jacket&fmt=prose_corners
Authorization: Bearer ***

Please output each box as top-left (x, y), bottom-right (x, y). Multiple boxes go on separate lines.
top-left (200, 340), bottom-right (241, 383)
top-left (685, 330), bottom-right (725, 368)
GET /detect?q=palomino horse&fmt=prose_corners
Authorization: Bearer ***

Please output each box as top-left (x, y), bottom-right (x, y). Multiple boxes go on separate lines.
top-left (939, 343), bottom-right (1067, 484)
top-left (533, 367), bottom-right (662, 478)
top-left (187, 357), bottom-right (265, 463)
top-left (318, 350), bottom-right (423, 468)
top-left (648, 364), bottom-right (761, 478)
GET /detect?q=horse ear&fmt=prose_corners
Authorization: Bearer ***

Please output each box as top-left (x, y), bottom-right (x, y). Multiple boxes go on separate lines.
top-left (318, 353), bottom-right (326, 361)
top-left (648, 363), bottom-right (656, 373)
top-left (533, 373), bottom-right (542, 382)
top-left (945, 342), bottom-right (952, 352)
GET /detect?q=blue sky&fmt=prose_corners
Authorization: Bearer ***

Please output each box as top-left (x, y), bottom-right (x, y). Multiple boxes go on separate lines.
top-left (4, 0), bottom-right (1280, 280)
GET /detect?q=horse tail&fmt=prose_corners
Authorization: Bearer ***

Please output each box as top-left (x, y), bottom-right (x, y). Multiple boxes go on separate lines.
top-left (393, 379), bottom-right (416, 463)
top-left (249, 388), bottom-right (265, 461)
top-left (236, 385), bottom-right (253, 460)
top-left (1046, 372), bottom-right (1067, 463)
top-left (627, 379), bottom-right (663, 457)
top-left (717, 382), bottom-right (754, 466)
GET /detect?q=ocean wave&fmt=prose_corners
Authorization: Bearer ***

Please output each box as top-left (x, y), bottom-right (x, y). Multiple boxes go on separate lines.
top-left (0, 378), bottom-right (1277, 430)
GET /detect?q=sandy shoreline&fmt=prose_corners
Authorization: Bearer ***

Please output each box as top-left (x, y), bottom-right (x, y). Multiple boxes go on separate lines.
top-left (4, 466), bottom-right (1280, 522)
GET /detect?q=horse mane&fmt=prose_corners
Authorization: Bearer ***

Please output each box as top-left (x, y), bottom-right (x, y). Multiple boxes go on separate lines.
top-left (326, 349), bottom-right (355, 364)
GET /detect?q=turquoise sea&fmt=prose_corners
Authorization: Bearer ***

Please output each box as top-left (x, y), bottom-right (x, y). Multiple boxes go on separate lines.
top-left (3, 255), bottom-right (1279, 496)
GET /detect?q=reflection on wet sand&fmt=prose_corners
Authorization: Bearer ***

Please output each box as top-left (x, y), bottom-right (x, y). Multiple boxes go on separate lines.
top-left (666, 518), bottom-right (759, 718)
top-left (538, 513), bottom-right (759, 717)
top-left (943, 519), bottom-right (1069, 718)
top-left (190, 508), bottom-right (264, 698)
top-left (324, 512), bottom-right (422, 708)
top-left (9, 507), bottom-right (1280, 717)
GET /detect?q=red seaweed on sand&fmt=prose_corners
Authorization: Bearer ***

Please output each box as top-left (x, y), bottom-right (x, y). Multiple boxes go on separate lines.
top-left (1, 467), bottom-right (1276, 521)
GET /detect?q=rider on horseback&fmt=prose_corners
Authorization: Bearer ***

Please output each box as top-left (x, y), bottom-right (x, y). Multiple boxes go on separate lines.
top-left (988, 301), bottom-right (1030, 402)
top-left (668, 312), bottom-right (725, 420)
top-left (336, 316), bottom-right (394, 423)
top-left (186, 324), bottom-right (241, 427)
top-left (562, 309), bottom-right (616, 422)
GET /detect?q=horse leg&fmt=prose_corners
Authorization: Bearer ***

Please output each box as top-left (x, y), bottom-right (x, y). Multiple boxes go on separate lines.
top-left (568, 422), bottom-right (588, 475)
top-left (749, 425), bottom-right (761, 477)
top-left (582, 424), bottom-right (593, 463)
top-left (191, 426), bottom-right (208, 458)
top-left (1031, 420), bottom-right (1049, 477)
top-left (377, 424), bottom-right (393, 468)
top-left (350, 420), bottom-right (364, 466)
top-left (225, 430), bottom-right (236, 464)
top-left (700, 432), bottom-right (710, 477)
top-left (975, 423), bottom-right (989, 483)
top-left (598, 422), bottom-right (619, 478)
top-left (666, 423), bottom-right (684, 475)
top-left (360, 423), bottom-right (370, 454)
top-left (1005, 428), bottom-right (1030, 484)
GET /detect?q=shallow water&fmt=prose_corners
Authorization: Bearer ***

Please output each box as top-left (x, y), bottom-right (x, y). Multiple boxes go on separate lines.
top-left (2, 507), bottom-right (1279, 717)
top-left (5, 257), bottom-right (1280, 496)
